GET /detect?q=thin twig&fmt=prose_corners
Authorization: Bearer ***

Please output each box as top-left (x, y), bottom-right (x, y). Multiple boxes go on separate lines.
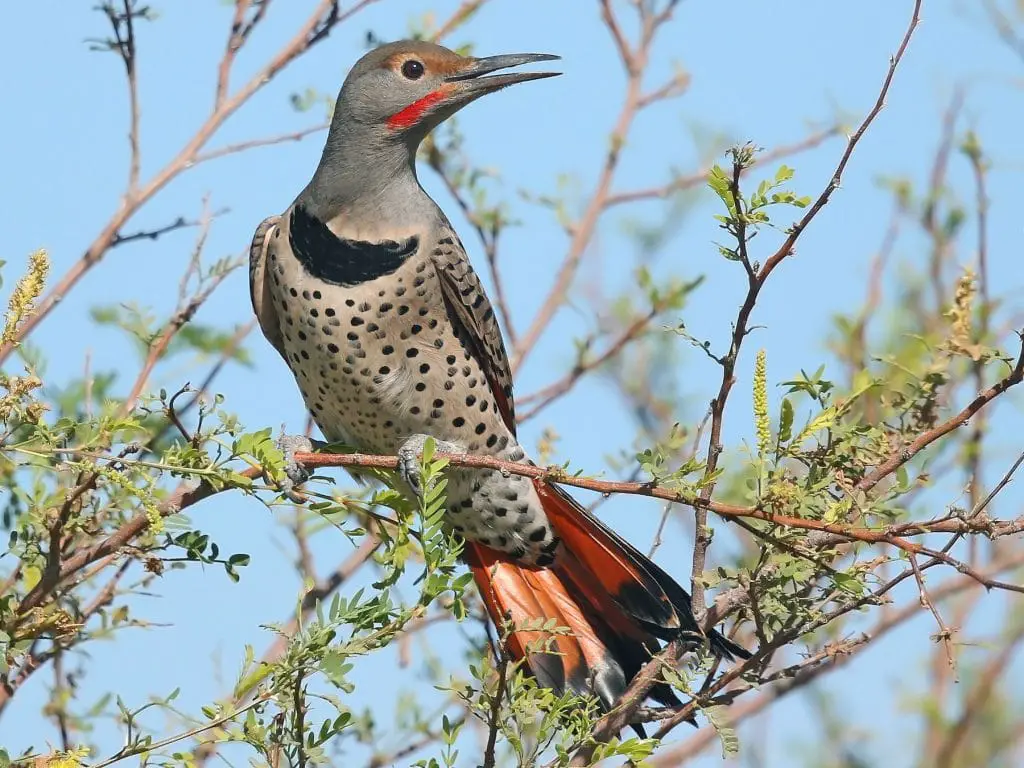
top-left (604, 127), bottom-right (841, 207)
top-left (0, 0), bottom-right (367, 362)
top-left (565, 4), bottom-right (927, 755)
top-left (756, 0), bottom-right (923, 287)
top-left (648, 551), bottom-right (1024, 764)
top-left (909, 553), bottom-right (956, 673)
top-left (983, 0), bottom-right (1024, 63)
top-left (17, 415), bottom-right (1024, 629)
top-left (516, 306), bottom-right (661, 420)
top-left (511, 0), bottom-right (682, 374)
top-left (430, 0), bottom-right (489, 42)
top-left (89, 695), bottom-right (272, 768)
top-left (482, 651), bottom-right (510, 768)
top-left (191, 123), bottom-right (328, 166)
top-left (855, 337), bottom-right (1024, 493)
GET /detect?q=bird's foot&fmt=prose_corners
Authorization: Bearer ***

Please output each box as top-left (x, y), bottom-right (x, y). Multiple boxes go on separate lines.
top-left (397, 433), bottom-right (462, 499)
top-left (276, 432), bottom-right (326, 501)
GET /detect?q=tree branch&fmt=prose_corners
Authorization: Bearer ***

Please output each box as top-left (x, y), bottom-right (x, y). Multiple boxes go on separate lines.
top-left (0, 0), bottom-right (369, 363)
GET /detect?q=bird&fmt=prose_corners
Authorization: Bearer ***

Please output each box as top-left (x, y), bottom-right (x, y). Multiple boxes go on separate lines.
top-left (249, 39), bottom-right (749, 725)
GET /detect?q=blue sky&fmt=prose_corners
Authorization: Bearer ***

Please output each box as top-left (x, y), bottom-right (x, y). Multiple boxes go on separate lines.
top-left (2, 0), bottom-right (1023, 765)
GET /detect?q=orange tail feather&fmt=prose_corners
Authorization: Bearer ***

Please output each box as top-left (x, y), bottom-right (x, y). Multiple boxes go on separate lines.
top-left (463, 481), bottom-right (750, 719)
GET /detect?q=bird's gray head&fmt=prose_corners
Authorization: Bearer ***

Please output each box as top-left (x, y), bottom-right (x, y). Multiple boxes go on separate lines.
top-left (303, 41), bottom-right (559, 222)
top-left (336, 40), bottom-right (560, 143)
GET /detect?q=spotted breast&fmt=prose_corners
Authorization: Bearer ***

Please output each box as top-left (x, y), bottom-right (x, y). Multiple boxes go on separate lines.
top-left (259, 204), bottom-right (560, 565)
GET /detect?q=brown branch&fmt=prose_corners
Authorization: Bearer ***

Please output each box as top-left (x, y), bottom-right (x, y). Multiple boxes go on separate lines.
top-left (14, 389), bottom-right (1023, 641)
top-left (511, 0), bottom-right (681, 374)
top-left (0, 0), bottom-right (368, 364)
top-left (10, 467), bottom-right (261, 627)
top-left (515, 306), bottom-right (660, 420)
top-left (688, 151), bottom-right (753, 628)
top-left (637, 70), bottom-right (690, 109)
top-left (118, 255), bottom-right (240, 419)
top-left (113, 1), bottom-right (142, 194)
top-left (756, 0), bottom-right (923, 287)
top-left (649, 550), bottom-right (1024, 764)
top-left (191, 123), bottom-right (329, 166)
top-left (109, 215), bottom-right (209, 248)
top-left (855, 338), bottom-right (1024, 493)
top-left (923, 89), bottom-right (965, 313)
top-left (293, 449), bottom-right (1024, 560)
top-left (935, 620), bottom-right (1024, 768)
top-left (983, 0), bottom-right (1024, 63)
top-left (599, 0), bottom-right (633, 70)
top-left (604, 126), bottom-right (841, 208)
top-left (429, 0), bottom-right (489, 42)
top-left (216, 0), bottom-right (272, 110)
top-left (482, 650), bottom-right (510, 768)
top-left (909, 553), bottom-right (956, 673)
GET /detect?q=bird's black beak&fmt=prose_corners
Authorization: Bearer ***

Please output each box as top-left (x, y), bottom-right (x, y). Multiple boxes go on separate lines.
top-left (444, 52), bottom-right (561, 97)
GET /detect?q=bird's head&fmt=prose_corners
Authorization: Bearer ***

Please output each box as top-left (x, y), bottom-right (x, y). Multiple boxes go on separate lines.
top-left (335, 40), bottom-right (560, 142)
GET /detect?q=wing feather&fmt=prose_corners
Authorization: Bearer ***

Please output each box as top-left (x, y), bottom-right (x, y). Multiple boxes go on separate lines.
top-left (249, 215), bottom-right (287, 361)
top-left (430, 233), bottom-right (516, 433)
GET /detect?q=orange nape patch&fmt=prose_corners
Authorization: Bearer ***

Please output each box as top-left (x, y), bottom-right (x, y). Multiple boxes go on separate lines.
top-left (386, 83), bottom-right (456, 130)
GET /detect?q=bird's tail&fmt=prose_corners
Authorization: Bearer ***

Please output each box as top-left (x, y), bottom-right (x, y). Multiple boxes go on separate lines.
top-left (464, 480), bottom-right (749, 715)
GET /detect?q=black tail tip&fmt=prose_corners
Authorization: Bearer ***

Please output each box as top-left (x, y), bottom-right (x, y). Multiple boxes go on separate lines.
top-left (710, 630), bottom-right (752, 661)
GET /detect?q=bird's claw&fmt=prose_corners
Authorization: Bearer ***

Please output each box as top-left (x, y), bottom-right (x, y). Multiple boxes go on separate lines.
top-left (397, 433), bottom-right (460, 501)
top-left (276, 432), bottom-right (325, 501)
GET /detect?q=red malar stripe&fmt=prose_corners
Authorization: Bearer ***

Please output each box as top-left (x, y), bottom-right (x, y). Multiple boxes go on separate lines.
top-left (386, 85), bottom-right (453, 130)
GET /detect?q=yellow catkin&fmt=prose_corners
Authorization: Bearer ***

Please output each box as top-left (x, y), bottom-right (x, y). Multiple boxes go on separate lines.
top-left (44, 747), bottom-right (90, 768)
top-left (145, 502), bottom-right (164, 535)
top-left (753, 349), bottom-right (770, 458)
top-left (3, 248), bottom-right (49, 347)
top-left (946, 267), bottom-right (976, 353)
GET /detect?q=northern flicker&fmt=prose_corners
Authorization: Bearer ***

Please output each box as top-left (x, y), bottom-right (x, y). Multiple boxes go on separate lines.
top-left (250, 40), bottom-right (748, 721)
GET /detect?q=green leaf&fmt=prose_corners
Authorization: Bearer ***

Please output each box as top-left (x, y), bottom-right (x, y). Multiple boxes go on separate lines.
top-left (23, 565), bottom-right (41, 591)
top-left (705, 704), bottom-right (740, 758)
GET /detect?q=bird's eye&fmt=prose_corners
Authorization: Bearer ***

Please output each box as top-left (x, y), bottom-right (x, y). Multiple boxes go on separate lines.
top-left (401, 59), bottom-right (425, 80)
